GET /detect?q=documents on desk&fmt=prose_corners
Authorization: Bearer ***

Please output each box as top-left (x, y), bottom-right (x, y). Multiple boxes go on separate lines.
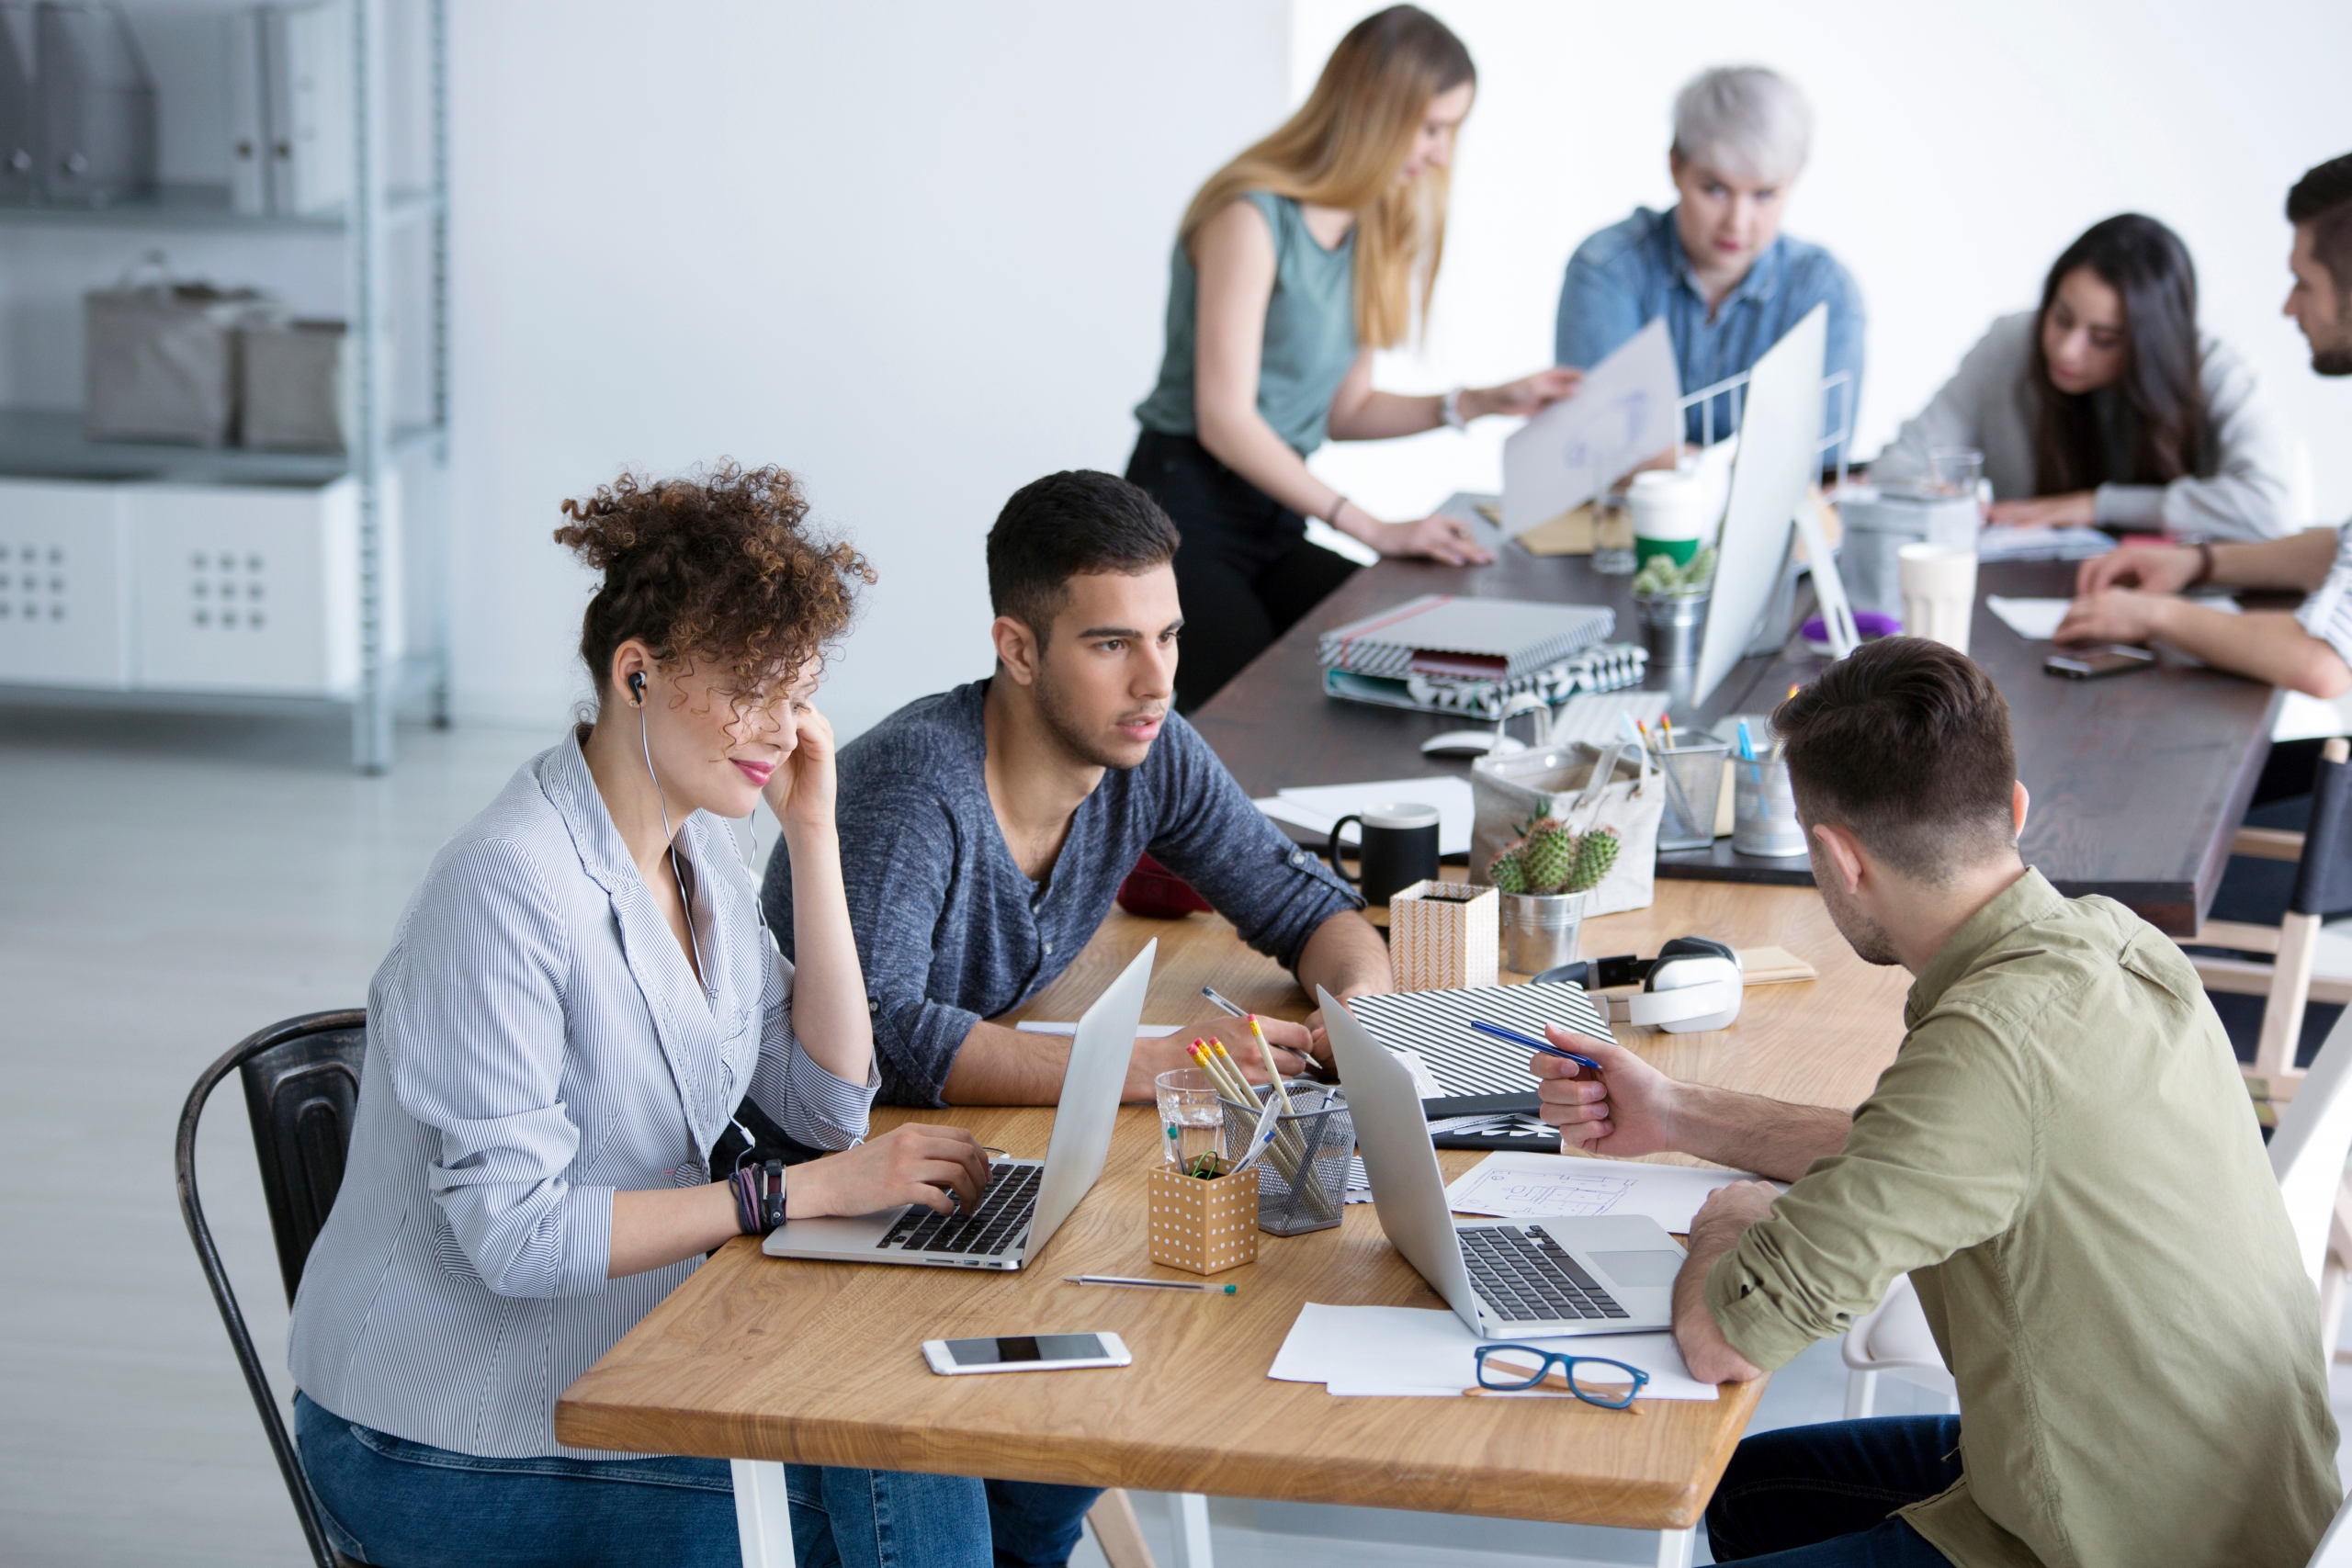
top-left (1973, 525), bottom-right (2115, 563)
top-left (1444, 1152), bottom-right (1776, 1230)
top-left (1253, 777), bottom-right (1476, 855)
top-left (1987, 593), bottom-right (2237, 642)
top-left (1268, 1303), bottom-right (1717, 1401)
top-left (1017, 1021), bottom-right (1185, 1037)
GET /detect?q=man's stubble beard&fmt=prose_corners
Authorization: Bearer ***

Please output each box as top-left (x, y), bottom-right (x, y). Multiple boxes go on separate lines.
top-left (1816, 865), bottom-right (1903, 968)
top-left (1032, 665), bottom-right (1140, 773)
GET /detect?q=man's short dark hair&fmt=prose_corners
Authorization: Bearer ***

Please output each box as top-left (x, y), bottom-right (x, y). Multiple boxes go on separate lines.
top-left (1770, 637), bottom-right (2018, 883)
top-left (2288, 152), bottom-right (2352, 301)
top-left (986, 470), bottom-right (1180, 645)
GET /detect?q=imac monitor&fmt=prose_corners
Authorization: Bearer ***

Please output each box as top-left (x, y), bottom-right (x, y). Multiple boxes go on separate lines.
top-left (1689, 304), bottom-right (1828, 711)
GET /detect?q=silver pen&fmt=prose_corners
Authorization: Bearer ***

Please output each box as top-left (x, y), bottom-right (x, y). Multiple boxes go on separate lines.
top-left (1200, 985), bottom-right (1247, 1018)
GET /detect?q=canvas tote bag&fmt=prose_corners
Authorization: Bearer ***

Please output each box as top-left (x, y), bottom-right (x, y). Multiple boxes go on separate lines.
top-left (1469, 739), bottom-right (1663, 916)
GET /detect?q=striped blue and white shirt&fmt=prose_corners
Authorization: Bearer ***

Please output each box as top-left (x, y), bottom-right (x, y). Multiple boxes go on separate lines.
top-left (2298, 521), bottom-right (2352, 671)
top-left (288, 732), bottom-right (876, 1459)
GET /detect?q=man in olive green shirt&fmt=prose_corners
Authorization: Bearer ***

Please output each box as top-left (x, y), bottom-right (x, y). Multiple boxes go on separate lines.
top-left (1532, 638), bottom-right (2339, 1567)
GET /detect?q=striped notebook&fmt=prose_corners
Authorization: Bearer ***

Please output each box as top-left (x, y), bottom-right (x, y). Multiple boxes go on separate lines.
top-left (1346, 982), bottom-right (1613, 1099)
top-left (1317, 595), bottom-right (1616, 682)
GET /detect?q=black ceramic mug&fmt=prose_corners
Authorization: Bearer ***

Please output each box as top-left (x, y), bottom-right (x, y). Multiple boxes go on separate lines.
top-left (1326, 800), bottom-right (1442, 906)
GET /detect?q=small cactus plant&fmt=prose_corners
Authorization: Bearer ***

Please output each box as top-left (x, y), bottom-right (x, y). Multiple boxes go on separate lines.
top-left (1488, 818), bottom-right (1619, 897)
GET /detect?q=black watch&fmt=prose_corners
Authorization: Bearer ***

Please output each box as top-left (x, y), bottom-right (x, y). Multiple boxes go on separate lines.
top-left (761, 1158), bottom-right (787, 1232)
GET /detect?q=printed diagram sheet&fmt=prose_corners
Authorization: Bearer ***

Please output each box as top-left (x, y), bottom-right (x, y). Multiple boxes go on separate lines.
top-left (1447, 1164), bottom-right (1637, 1219)
top-left (1443, 1151), bottom-right (1777, 1228)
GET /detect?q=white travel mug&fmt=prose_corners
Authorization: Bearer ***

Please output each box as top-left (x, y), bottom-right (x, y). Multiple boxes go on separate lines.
top-left (1897, 543), bottom-right (1978, 657)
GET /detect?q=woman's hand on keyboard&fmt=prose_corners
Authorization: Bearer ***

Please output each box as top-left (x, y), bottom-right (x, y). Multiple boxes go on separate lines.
top-left (789, 1124), bottom-right (992, 1219)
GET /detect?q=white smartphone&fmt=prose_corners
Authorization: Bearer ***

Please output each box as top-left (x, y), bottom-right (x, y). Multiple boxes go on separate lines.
top-left (922, 1332), bottom-right (1132, 1376)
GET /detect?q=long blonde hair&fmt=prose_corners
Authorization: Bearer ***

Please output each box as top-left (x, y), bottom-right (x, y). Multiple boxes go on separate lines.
top-left (1180, 6), bottom-right (1474, 350)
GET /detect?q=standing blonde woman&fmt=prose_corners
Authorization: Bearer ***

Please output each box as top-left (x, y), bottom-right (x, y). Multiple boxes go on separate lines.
top-left (1129, 5), bottom-right (1578, 711)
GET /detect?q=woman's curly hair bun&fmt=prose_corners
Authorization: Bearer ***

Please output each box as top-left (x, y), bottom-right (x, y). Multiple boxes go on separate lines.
top-left (553, 462), bottom-right (874, 704)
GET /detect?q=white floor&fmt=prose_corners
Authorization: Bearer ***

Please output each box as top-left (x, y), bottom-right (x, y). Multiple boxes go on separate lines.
top-left (3, 706), bottom-right (2348, 1568)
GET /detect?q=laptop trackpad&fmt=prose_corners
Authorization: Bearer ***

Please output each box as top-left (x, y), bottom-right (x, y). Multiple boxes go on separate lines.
top-left (1590, 1249), bottom-right (1684, 1287)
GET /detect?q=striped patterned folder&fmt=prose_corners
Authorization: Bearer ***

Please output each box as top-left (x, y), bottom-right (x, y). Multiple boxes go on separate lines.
top-left (1346, 982), bottom-right (1613, 1099)
top-left (1317, 595), bottom-right (1617, 682)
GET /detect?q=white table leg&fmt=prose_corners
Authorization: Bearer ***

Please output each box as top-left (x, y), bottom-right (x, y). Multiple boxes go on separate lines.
top-left (732, 1459), bottom-right (797, 1568)
top-left (1655, 1526), bottom-right (1695, 1568)
top-left (1168, 1492), bottom-right (1215, 1568)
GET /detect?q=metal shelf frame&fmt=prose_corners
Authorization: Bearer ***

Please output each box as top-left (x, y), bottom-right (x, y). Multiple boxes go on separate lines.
top-left (0, 0), bottom-right (451, 773)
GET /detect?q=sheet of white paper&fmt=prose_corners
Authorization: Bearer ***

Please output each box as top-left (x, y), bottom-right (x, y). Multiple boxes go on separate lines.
top-left (1974, 525), bottom-right (2115, 563)
top-left (1444, 1152), bottom-right (1770, 1230)
top-left (1254, 776), bottom-right (1475, 856)
top-left (1988, 593), bottom-right (2237, 642)
top-left (1015, 1022), bottom-right (1184, 1037)
top-left (1502, 318), bottom-right (1681, 536)
top-left (1269, 1303), bottom-right (1716, 1401)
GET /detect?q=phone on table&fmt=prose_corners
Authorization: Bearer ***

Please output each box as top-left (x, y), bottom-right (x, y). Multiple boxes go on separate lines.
top-left (2045, 645), bottom-right (2156, 680)
top-left (922, 1332), bottom-right (1132, 1376)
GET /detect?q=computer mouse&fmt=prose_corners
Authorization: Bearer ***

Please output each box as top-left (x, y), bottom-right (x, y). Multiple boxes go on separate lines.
top-left (1420, 730), bottom-right (1525, 759)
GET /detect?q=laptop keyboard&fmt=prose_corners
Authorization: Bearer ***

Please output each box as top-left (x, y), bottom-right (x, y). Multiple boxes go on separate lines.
top-left (1460, 1225), bottom-right (1630, 1322)
top-left (876, 1163), bottom-right (1042, 1257)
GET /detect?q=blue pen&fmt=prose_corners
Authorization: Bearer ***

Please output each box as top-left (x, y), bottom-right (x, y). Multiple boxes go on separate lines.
top-left (1471, 1019), bottom-right (1604, 1072)
top-left (1736, 719), bottom-right (1757, 761)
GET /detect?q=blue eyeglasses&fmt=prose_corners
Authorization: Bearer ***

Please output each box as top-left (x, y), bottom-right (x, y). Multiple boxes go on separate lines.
top-left (1473, 1344), bottom-right (1651, 1408)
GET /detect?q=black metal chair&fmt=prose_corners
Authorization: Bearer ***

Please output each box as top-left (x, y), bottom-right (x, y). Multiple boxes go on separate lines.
top-left (175, 1009), bottom-right (369, 1568)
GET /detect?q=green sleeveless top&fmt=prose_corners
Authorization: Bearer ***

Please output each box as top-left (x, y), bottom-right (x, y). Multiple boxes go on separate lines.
top-left (1133, 190), bottom-right (1359, 457)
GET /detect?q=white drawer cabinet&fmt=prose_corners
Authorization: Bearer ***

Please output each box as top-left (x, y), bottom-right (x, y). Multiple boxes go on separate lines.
top-left (0, 479), bottom-right (135, 688)
top-left (130, 476), bottom-right (403, 696)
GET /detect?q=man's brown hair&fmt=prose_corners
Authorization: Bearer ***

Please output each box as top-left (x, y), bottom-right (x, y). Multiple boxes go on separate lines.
top-left (1770, 637), bottom-right (2018, 883)
top-left (2287, 152), bottom-right (2352, 303)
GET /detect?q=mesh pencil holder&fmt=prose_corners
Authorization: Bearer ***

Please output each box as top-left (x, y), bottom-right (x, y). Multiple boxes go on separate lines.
top-left (1219, 1084), bottom-right (1353, 1236)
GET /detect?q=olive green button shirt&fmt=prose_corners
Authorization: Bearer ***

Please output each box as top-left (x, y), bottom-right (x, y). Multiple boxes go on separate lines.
top-left (1705, 870), bottom-right (2340, 1568)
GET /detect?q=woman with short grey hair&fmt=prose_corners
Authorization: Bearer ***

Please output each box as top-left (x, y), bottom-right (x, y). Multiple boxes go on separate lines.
top-left (1555, 64), bottom-right (1863, 467)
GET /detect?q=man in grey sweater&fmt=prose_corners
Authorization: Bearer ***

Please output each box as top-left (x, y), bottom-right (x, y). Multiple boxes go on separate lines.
top-left (762, 468), bottom-right (1393, 1109)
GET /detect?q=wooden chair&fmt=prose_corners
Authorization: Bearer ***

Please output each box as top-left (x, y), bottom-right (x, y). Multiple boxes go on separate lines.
top-left (2186, 736), bottom-right (2352, 1108)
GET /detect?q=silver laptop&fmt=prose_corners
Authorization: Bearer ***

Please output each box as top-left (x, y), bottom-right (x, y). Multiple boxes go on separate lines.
top-left (763, 941), bottom-right (1154, 1271)
top-left (1320, 986), bottom-right (1683, 1337)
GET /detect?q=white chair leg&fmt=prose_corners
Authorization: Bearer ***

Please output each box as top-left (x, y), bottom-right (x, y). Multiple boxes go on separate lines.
top-left (1168, 1493), bottom-right (1214, 1568)
top-left (731, 1459), bottom-right (797, 1568)
top-left (1844, 1366), bottom-right (1878, 1419)
top-left (2323, 1256), bottom-right (2347, 1365)
top-left (1656, 1526), bottom-right (1697, 1568)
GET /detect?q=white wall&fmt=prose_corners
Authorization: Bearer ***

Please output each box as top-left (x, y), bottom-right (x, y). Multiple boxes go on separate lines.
top-left (1292, 0), bottom-right (2352, 530)
top-left (445, 1), bottom-right (1289, 733)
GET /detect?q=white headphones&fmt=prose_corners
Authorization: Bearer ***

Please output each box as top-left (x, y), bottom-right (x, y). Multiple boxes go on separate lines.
top-left (1536, 937), bottom-right (1745, 1034)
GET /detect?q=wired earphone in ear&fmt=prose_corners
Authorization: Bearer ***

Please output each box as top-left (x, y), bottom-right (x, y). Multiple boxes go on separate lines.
top-left (628, 667), bottom-right (774, 995)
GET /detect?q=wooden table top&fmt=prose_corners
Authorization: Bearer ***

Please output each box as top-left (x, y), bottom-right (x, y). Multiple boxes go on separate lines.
top-left (1189, 496), bottom-right (2278, 935)
top-left (553, 880), bottom-right (1912, 1530)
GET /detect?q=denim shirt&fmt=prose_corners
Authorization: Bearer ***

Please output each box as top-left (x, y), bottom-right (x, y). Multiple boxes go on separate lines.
top-left (1554, 205), bottom-right (1865, 467)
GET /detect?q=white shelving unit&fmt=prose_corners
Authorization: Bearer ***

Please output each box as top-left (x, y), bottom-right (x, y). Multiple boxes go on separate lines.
top-left (0, 0), bottom-right (448, 773)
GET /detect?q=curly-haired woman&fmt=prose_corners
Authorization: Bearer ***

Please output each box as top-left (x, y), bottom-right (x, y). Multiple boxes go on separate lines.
top-left (287, 465), bottom-right (998, 1568)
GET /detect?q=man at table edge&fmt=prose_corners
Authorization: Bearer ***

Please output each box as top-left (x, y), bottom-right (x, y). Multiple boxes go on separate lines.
top-left (1525, 637), bottom-right (2336, 1567)
top-left (2057, 152), bottom-right (2352, 694)
top-left (760, 468), bottom-right (1393, 1109)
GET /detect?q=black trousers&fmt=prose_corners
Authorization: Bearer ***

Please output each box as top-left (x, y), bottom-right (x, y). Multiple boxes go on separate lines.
top-left (1125, 429), bottom-right (1360, 714)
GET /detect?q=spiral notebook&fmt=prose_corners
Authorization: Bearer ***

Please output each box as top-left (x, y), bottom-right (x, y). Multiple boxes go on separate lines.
top-left (1345, 983), bottom-right (1614, 1150)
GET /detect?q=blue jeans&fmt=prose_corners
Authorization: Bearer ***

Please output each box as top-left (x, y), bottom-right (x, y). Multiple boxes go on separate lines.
top-left (1704, 1417), bottom-right (1961, 1565)
top-left (296, 1390), bottom-right (1081, 1568)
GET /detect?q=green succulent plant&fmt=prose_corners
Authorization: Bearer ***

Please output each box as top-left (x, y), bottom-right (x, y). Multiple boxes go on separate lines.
top-left (1489, 818), bottom-right (1621, 897)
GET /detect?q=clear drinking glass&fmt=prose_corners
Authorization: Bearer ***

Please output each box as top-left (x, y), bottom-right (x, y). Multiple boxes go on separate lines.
top-left (1154, 1067), bottom-right (1226, 1169)
top-left (1591, 491), bottom-right (1636, 574)
top-left (1926, 447), bottom-right (1984, 498)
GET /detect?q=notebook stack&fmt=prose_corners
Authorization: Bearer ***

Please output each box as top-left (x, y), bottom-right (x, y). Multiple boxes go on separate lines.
top-left (1317, 595), bottom-right (1633, 719)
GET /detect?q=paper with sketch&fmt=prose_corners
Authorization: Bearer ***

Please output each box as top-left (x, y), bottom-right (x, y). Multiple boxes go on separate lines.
top-left (1502, 317), bottom-right (1681, 536)
top-left (1267, 1302), bottom-right (1717, 1400)
top-left (1253, 776), bottom-right (1475, 856)
top-left (1444, 1151), bottom-right (1770, 1230)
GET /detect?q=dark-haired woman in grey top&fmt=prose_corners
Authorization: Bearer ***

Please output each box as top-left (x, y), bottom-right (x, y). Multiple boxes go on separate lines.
top-left (287, 465), bottom-right (999, 1568)
top-left (1871, 213), bottom-right (2298, 541)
